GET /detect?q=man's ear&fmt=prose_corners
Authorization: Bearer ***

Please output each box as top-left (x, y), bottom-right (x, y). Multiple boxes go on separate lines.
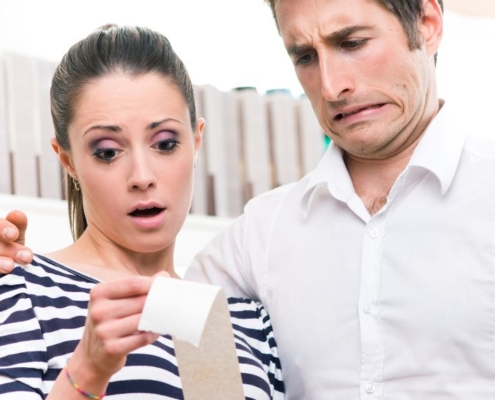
top-left (193, 117), bottom-right (205, 161)
top-left (50, 138), bottom-right (76, 178)
top-left (419, 0), bottom-right (444, 57)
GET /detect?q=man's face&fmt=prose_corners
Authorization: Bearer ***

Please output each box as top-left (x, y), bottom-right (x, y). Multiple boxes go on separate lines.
top-left (276, 0), bottom-right (442, 160)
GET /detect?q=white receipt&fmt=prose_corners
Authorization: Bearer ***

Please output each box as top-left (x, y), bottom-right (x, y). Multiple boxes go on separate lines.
top-left (138, 276), bottom-right (222, 347)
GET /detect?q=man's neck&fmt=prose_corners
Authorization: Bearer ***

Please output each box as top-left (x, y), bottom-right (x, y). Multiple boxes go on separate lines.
top-left (345, 151), bottom-right (413, 216)
top-left (344, 100), bottom-right (443, 216)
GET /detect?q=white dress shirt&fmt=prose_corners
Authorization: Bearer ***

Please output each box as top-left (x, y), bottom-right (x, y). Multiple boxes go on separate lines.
top-left (186, 103), bottom-right (495, 399)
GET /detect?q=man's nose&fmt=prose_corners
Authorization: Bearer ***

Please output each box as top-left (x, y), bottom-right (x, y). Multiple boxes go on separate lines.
top-left (318, 52), bottom-right (354, 101)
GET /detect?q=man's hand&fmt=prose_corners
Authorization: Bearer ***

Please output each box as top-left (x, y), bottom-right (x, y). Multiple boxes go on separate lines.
top-left (0, 210), bottom-right (33, 273)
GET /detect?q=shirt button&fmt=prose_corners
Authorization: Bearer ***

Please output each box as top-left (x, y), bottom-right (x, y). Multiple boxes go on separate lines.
top-left (365, 382), bottom-right (375, 393)
top-left (363, 303), bottom-right (373, 314)
top-left (369, 228), bottom-right (379, 238)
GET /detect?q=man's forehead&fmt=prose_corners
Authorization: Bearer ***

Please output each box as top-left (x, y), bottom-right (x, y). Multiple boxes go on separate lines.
top-left (275, 0), bottom-right (376, 44)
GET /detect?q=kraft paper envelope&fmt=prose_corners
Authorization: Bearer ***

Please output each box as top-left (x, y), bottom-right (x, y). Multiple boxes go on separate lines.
top-left (138, 276), bottom-right (244, 400)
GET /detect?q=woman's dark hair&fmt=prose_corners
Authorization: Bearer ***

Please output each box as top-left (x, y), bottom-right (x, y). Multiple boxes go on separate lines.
top-left (51, 25), bottom-right (197, 240)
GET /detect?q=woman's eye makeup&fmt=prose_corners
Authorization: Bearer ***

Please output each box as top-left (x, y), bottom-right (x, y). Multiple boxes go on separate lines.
top-left (152, 131), bottom-right (181, 154)
top-left (93, 148), bottom-right (119, 161)
top-left (88, 130), bottom-right (181, 161)
top-left (90, 139), bottom-right (121, 162)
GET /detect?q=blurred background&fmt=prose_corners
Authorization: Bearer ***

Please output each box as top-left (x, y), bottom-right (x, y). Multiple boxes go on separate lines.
top-left (1, 0), bottom-right (494, 120)
top-left (1, 0), bottom-right (494, 270)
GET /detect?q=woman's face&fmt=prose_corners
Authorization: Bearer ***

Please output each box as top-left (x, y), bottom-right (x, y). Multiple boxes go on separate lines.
top-left (58, 71), bottom-right (203, 255)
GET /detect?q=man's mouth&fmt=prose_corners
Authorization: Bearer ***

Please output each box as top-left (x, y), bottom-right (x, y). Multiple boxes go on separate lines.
top-left (335, 104), bottom-right (384, 121)
top-left (129, 207), bottom-right (164, 217)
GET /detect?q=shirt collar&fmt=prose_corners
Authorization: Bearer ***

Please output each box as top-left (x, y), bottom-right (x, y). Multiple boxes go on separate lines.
top-left (406, 101), bottom-right (465, 195)
top-left (301, 100), bottom-right (466, 215)
top-left (301, 142), bottom-right (354, 217)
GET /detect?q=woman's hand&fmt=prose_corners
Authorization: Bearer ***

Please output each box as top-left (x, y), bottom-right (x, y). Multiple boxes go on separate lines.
top-left (0, 210), bottom-right (33, 273)
top-left (59, 276), bottom-right (161, 397)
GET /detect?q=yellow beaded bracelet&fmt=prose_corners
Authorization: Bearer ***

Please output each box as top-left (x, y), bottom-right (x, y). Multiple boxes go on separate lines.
top-left (64, 363), bottom-right (107, 399)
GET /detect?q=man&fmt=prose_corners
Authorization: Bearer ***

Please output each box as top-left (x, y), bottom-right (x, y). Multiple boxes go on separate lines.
top-left (3, 0), bottom-right (495, 398)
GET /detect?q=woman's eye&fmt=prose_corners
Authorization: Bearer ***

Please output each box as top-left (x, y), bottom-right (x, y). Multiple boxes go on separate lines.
top-left (93, 148), bottom-right (118, 161)
top-left (154, 139), bottom-right (179, 153)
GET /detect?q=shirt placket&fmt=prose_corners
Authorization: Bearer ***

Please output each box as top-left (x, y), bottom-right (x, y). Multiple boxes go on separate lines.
top-left (359, 219), bottom-right (385, 399)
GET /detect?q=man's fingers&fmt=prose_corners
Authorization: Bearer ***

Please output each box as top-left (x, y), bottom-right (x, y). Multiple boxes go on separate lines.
top-left (0, 212), bottom-right (33, 267)
top-left (0, 257), bottom-right (15, 274)
top-left (0, 246), bottom-right (33, 269)
top-left (5, 210), bottom-right (28, 245)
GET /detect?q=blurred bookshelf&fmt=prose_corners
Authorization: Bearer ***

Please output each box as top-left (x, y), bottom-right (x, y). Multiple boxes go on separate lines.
top-left (0, 52), bottom-right (327, 220)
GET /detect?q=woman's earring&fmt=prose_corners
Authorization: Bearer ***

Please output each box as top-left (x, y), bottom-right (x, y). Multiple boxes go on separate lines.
top-left (73, 178), bottom-right (80, 191)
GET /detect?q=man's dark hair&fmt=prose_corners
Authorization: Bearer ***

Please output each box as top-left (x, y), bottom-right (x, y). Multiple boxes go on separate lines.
top-left (264, 0), bottom-right (444, 51)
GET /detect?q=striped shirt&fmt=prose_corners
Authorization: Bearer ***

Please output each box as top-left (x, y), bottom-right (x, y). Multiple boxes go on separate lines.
top-left (0, 255), bottom-right (284, 399)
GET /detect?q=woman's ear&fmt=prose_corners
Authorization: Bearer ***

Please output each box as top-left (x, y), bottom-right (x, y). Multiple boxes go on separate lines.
top-left (50, 138), bottom-right (76, 178)
top-left (419, 0), bottom-right (444, 57)
top-left (194, 118), bottom-right (205, 160)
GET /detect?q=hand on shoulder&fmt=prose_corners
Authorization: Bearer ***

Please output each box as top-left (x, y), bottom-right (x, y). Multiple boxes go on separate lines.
top-left (0, 210), bottom-right (33, 273)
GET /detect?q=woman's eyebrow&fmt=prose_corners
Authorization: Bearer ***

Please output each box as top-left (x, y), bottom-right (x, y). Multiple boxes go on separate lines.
top-left (147, 118), bottom-right (182, 130)
top-left (82, 118), bottom-right (184, 137)
top-left (83, 124), bottom-right (121, 137)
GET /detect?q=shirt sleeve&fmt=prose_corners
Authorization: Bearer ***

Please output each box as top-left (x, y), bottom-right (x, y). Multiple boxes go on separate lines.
top-left (185, 213), bottom-right (259, 299)
top-left (0, 266), bottom-right (47, 399)
top-left (185, 185), bottom-right (289, 302)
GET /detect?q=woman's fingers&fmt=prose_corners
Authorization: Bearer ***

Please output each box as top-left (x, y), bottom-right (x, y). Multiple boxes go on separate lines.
top-left (94, 317), bottom-right (159, 356)
top-left (77, 276), bottom-right (161, 376)
top-left (90, 294), bottom-right (148, 323)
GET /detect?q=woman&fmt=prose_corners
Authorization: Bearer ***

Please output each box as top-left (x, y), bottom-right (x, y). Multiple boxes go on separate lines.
top-left (0, 25), bottom-right (283, 399)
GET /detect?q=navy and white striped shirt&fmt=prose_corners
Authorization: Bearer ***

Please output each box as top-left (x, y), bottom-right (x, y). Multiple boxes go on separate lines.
top-left (0, 255), bottom-right (284, 399)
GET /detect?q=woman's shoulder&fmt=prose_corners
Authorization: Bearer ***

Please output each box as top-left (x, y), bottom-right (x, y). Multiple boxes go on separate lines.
top-left (227, 297), bottom-right (269, 324)
top-left (17, 254), bottom-right (97, 289)
top-left (227, 297), bottom-right (285, 398)
top-left (227, 297), bottom-right (275, 350)
top-left (0, 254), bottom-right (95, 312)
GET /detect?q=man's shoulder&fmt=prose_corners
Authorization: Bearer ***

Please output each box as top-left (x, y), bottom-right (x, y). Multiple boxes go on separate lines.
top-left (243, 178), bottom-right (309, 215)
top-left (463, 134), bottom-right (495, 160)
top-left (453, 134), bottom-right (495, 192)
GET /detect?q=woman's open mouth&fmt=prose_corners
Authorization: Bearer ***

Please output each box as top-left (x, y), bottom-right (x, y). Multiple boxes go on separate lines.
top-left (129, 207), bottom-right (164, 218)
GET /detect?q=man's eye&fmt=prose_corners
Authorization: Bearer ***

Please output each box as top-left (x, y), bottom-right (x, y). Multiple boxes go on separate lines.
top-left (295, 54), bottom-right (313, 66)
top-left (342, 39), bottom-right (367, 50)
top-left (155, 139), bottom-right (179, 153)
top-left (93, 148), bottom-right (118, 161)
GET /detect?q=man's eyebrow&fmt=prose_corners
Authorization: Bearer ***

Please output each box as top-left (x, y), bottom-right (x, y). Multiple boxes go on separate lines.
top-left (325, 25), bottom-right (372, 43)
top-left (287, 25), bottom-right (372, 57)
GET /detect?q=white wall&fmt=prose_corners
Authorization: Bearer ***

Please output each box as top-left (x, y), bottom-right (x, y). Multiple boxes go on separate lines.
top-left (436, 11), bottom-right (495, 139)
top-left (0, 0), bottom-right (299, 96)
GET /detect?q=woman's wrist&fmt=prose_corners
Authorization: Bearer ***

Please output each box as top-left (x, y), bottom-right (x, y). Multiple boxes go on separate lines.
top-left (65, 361), bottom-right (107, 399)
top-left (64, 351), bottom-right (112, 398)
